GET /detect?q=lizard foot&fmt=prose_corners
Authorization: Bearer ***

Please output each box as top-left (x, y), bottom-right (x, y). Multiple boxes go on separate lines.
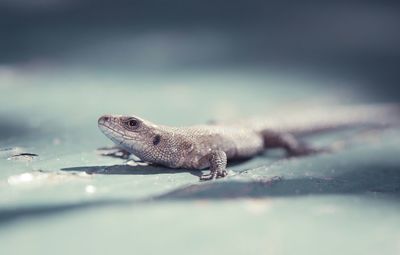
top-left (200, 169), bottom-right (228, 181)
top-left (97, 146), bottom-right (132, 159)
top-left (199, 150), bottom-right (228, 181)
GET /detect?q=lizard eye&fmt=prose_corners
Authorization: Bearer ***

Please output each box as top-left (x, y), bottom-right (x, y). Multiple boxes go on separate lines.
top-left (123, 118), bottom-right (140, 130)
top-left (128, 119), bottom-right (138, 127)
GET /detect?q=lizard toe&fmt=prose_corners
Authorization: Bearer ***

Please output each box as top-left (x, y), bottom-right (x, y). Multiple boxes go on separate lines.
top-left (216, 170), bottom-right (228, 178)
top-left (200, 173), bottom-right (214, 181)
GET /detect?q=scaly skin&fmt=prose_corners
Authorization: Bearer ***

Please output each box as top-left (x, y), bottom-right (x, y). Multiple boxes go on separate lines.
top-left (98, 104), bottom-right (398, 180)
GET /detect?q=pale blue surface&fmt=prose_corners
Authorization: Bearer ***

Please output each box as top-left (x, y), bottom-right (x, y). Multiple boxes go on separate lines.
top-left (0, 69), bottom-right (399, 255)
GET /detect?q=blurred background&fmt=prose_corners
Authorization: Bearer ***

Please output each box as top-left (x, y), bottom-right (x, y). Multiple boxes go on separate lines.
top-left (1, 0), bottom-right (400, 98)
top-left (1, 1), bottom-right (400, 255)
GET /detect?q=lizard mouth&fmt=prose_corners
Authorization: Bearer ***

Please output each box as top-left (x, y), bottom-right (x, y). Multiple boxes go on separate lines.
top-left (98, 115), bottom-right (127, 141)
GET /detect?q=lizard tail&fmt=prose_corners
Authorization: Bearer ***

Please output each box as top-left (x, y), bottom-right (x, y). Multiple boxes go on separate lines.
top-left (249, 103), bottom-right (400, 137)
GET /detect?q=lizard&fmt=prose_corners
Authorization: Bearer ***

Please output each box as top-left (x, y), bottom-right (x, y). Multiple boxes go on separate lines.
top-left (97, 104), bottom-right (399, 181)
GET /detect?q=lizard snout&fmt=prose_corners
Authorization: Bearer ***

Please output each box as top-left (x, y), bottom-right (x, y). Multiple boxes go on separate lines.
top-left (98, 115), bottom-right (112, 125)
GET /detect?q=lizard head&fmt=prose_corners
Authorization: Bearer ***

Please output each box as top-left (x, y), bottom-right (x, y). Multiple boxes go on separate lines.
top-left (98, 114), bottom-right (160, 152)
top-left (98, 115), bottom-right (194, 168)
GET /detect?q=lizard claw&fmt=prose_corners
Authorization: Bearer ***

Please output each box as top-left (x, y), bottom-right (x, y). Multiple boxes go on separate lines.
top-left (216, 170), bottom-right (228, 178)
top-left (199, 169), bottom-right (228, 181)
top-left (98, 146), bottom-right (132, 159)
top-left (199, 174), bottom-right (214, 181)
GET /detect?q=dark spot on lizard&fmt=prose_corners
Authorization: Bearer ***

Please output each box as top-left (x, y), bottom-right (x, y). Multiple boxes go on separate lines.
top-left (153, 134), bottom-right (161, 145)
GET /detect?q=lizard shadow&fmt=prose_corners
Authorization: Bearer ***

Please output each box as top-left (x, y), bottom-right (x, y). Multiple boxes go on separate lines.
top-left (60, 157), bottom-right (260, 178)
top-left (61, 154), bottom-right (278, 178)
top-left (61, 164), bottom-right (204, 178)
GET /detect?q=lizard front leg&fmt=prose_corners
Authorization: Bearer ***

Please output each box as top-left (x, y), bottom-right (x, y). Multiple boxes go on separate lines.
top-left (199, 150), bottom-right (228, 181)
top-left (97, 146), bottom-right (132, 159)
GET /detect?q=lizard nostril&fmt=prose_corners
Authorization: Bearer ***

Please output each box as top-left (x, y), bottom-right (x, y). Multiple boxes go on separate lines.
top-left (99, 115), bottom-right (110, 124)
